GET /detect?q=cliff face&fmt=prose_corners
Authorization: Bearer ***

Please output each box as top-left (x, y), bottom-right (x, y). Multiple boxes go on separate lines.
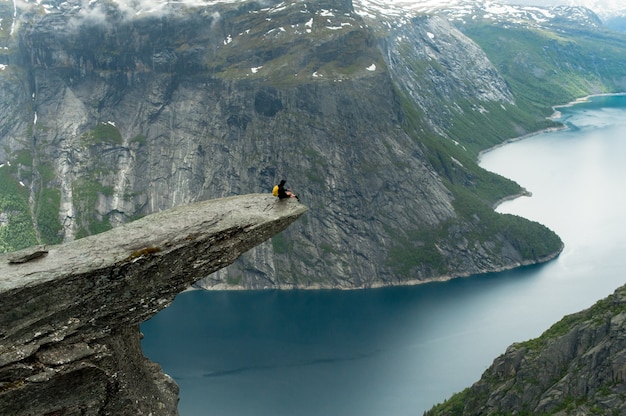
top-left (7, 0), bottom-right (626, 288)
top-left (0, 194), bottom-right (307, 415)
top-left (426, 284), bottom-right (626, 416)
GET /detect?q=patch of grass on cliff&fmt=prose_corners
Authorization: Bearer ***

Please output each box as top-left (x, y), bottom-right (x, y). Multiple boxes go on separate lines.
top-left (35, 188), bottom-right (62, 245)
top-left (272, 232), bottom-right (293, 254)
top-left (424, 388), bottom-right (471, 416)
top-left (31, 162), bottom-right (63, 245)
top-left (129, 134), bottom-right (147, 146)
top-left (75, 215), bottom-right (112, 239)
top-left (0, 168), bottom-right (38, 252)
top-left (81, 123), bottom-right (123, 146)
top-left (72, 178), bottom-right (114, 237)
top-left (386, 227), bottom-right (447, 278)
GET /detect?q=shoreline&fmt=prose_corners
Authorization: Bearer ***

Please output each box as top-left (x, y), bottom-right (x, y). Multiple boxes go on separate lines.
top-left (478, 92), bottom-right (626, 162)
top-left (201, 92), bottom-right (624, 293)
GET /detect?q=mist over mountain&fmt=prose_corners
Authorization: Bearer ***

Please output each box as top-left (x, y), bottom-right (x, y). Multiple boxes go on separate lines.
top-left (1, 0), bottom-right (626, 289)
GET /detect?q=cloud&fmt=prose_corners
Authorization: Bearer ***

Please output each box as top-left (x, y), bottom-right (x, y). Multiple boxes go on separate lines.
top-left (210, 11), bottom-right (221, 28)
top-left (58, 0), bottom-right (223, 28)
top-left (76, 0), bottom-right (110, 24)
top-left (499, 0), bottom-right (624, 15)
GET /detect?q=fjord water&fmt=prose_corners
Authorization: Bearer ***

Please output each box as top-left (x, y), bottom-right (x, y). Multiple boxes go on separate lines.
top-left (141, 95), bottom-right (626, 415)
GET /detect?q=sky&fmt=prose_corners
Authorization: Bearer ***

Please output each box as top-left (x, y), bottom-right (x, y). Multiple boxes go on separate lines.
top-left (393, 0), bottom-right (624, 17)
top-left (484, 0), bottom-right (623, 16)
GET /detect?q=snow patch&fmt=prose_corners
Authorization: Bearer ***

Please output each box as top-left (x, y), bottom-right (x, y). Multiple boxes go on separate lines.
top-left (366, 64), bottom-right (376, 71)
top-left (251, 66), bottom-right (263, 73)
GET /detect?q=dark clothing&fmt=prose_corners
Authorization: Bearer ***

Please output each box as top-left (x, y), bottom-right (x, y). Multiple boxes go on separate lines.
top-left (277, 181), bottom-right (290, 199)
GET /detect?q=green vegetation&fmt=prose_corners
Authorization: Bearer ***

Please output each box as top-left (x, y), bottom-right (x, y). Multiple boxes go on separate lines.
top-left (34, 187), bottom-right (62, 245)
top-left (461, 24), bottom-right (626, 117)
top-left (0, 167), bottom-right (38, 252)
top-left (423, 388), bottom-right (471, 416)
top-left (72, 178), bottom-right (114, 237)
top-left (272, 232), bottom-right (291, 254)
top-left (386, 226), bottom-right (447, 277)
top-left (129, 134), bottom-right (147, 146)
top-left (226, 273), bottom-right (243, 286)
top-left (81, 123), bottom-right (123, 146)
top-left (385, 72), bottom-right (564, 279)
top-left (521, 293), bottom-right (626, 353)
top-left (207, 8), bottom-right (381, 84)
top-left (447, 98), bottom-right (561, 156)
top-left (451, 186), bottom-right (562, 260)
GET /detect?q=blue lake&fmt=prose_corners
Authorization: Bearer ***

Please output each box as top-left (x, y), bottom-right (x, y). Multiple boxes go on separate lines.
top-left (141, 94), bottom-right (626, 415)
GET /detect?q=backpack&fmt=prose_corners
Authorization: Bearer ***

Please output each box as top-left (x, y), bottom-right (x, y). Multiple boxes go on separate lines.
top-left (272, 185), bottom-right (279, 197)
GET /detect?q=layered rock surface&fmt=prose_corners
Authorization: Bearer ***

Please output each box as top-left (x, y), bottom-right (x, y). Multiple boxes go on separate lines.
top-left (0, 194), bottom-right (307, 415)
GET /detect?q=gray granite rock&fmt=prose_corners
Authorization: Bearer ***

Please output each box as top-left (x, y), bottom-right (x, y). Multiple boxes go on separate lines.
top-left (0, 194), bottom-right (307, 415)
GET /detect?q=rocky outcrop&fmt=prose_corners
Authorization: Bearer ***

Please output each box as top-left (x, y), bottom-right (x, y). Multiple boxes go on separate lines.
top-left (426, 284), bottom-right (626, 415)
top-left (0, 194), bottom-right (307, 415)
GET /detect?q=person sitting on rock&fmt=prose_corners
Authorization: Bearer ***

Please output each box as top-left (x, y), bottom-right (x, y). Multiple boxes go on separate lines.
top-left (273, 179), bottom-right (299, 201)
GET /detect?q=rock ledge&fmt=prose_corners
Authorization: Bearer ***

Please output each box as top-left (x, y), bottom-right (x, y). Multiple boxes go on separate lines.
top-left (0, 194), bottom-right (307, 415)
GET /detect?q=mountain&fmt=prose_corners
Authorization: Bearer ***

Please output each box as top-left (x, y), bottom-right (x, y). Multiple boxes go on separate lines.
top-left (1, 0), bottom-right (626, 289)
top-left (604, 12), bottom-right (626, 32)
top-left (409, 0), bottom-right (626, 25)
top-left (400, 0), bottom-right (602, 27)
top-left (425, 282), bottom-right (626, 415)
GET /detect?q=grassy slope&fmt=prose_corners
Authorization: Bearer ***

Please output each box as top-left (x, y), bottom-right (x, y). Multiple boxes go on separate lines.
top-left (461, 23), bottom-right (626, 116)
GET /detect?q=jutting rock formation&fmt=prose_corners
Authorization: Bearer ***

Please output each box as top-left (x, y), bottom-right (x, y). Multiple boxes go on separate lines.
top-left (0, 194), bottom-right (307, 415)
